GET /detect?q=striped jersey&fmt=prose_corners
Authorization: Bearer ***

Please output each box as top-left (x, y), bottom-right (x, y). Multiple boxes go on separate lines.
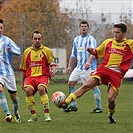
top-left (96, 38), bottom-right (133, 75)
top-left (20, 44), bottom-right (55, 78)
top-left (0, 35), bottom-right (21, 76)
top-left (71, 33), bottom-right (97, 70)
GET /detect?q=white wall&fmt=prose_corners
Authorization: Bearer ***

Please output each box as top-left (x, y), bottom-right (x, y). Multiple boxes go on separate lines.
top-left (51, 48), bottom-right (67, 73)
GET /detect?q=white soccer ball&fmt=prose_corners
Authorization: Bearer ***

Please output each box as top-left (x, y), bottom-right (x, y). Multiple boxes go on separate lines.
top-left (51, 91), bottom-right (66, 107)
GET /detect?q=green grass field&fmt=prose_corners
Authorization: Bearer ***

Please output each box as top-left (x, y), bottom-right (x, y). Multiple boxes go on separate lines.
top-left (0, 79), bottom-right (133, 133)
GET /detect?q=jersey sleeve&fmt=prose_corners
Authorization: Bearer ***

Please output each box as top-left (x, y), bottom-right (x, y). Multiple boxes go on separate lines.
top-left (96, 39), bottom-right (111, 58)
top-left (8, 38), bottom-right (21, 56)
top-left (128, 39), bottom-right (133, 53)
top-left (70, 37), bottom-right (77, 58)
top-left (19, 48), bottom-right (29, 72)
top-left (44, 47), bottom-right (55, 65)
top-left (89, 36), bottom-right (97, 49)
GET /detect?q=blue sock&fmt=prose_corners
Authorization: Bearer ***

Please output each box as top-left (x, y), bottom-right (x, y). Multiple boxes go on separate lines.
top-left (12, 97), bottom-right (19, 114)
top-left (0, 92), bottom-right (11, 115)
top-left (93, 87), bottom-right (102, 109)
top-left (69, 86), bottom-right (76, 107)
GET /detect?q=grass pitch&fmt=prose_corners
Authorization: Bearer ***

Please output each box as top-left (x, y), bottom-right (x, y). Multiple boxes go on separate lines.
top-left (0, 79), bottom-right (133, 133)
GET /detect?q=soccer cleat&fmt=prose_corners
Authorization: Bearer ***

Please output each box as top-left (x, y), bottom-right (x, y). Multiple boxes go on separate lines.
top-left (28, 116), bottom-right (37, 122)
top-left (14, 113), bottom-right (21, 123)
top-left (58, 102), bottom-right (68, 109)
top-left (64, 106), bottom-right (78, 113)
top-left (108, 116), bottom-right (116, 124)
top-left (91, 108), bottom-right (103, 113)
top-left (12, 108), bottom-right (21, 123)
top-left (5, 114), bottom-right (12, 123)
top-left (45, 115), bottom-right (52, 122)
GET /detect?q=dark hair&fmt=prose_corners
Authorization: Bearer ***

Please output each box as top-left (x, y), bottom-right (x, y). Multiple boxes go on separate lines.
top-left (114, 23), bottom-right (127, 33)
top-left (32, 31), bottom-right (42, 38)
top-left (80, 20), bottom-right (89, 28)
top-left (0, 19), bottom-right (3, 24)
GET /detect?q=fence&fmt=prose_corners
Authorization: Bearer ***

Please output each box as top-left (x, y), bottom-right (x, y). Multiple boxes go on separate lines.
top-left (1, 12), bottom-right (133, 71)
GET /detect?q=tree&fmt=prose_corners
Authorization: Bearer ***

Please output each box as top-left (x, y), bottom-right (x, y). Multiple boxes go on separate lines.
top-left (0, 0), bottom-right (70, 50)
top-left (0, 0), bottom-right (70, 70)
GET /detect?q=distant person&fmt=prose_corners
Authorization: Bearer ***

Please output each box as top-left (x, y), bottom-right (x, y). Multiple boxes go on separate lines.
top-left (59, 23), bottom-right (133, 124)
top-left (0, 19), bottom-right (21, 122)
top-left (64, 20), bottom-right (102, 113)
top-left (20, 31), bottom-right (56, 122)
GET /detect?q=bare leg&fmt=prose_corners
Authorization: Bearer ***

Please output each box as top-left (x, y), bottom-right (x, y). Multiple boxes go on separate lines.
top-left (107, 85), bottom-right (118, 124)
top-left (65, 78), bottom-right (99, 105)
top-left (74, 78), bottom-right (99, 98)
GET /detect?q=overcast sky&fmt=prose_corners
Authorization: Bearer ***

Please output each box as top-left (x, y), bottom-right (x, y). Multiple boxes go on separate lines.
top-left (60, 0), bottom-right (132, 14)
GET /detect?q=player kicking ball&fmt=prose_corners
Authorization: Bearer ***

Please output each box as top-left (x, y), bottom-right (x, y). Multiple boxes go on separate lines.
top-left (58, 23), bottom-right (133, 124)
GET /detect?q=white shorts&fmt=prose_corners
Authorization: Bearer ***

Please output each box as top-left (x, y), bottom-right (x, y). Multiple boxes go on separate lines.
top-left (0, 75), bottom-right (17, 92)
top-left (69, 68), bottom-right (91, 84)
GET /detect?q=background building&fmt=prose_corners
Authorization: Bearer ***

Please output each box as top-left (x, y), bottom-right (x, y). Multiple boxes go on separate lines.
top-left (60, 0), bottom-right (132, 23)
top-left (52, 48), bottom-right (67, 73)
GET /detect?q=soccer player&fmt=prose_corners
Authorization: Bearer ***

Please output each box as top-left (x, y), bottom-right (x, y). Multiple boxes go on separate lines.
top-left (59, 23), bottom-right (133, 124)
top-left (0, 19), bottom-right (21, 122)
top-left (64, 20), bottom-right (102, 113)
top-left (20, 31), bottom-right (56, 122)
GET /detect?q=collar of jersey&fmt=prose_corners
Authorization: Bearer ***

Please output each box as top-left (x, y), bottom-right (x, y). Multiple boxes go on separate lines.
top-left (30, 44), bottom-right (43, 50)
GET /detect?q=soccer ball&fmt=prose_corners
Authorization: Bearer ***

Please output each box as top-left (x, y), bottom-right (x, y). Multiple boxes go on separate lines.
top-left (51, 91), bottom-right (66, 107)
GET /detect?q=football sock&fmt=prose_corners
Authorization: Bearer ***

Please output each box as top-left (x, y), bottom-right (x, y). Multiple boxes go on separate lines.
top-left (65, 93), bottom-right (77, 105)
top-left (26, 96), bottom-right (36, 115)
top-left (69, 86), bottom-right (76, 107)
top-left (93, 87), bottom-right (102, 109)
top-left (0, 92), bottom-right (11, 115)
top-left (12, 97), bottom-right (19, 114)
top-left (40, 94), bottom-right (50, 115)
top-left (108, 107), bottom-right (116, 117)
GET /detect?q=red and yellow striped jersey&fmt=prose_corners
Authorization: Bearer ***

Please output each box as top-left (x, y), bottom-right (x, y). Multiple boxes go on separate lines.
top-left (95, 38), bottom-right (133, 75)
top-left (20, 44), bottom-right (55, 77)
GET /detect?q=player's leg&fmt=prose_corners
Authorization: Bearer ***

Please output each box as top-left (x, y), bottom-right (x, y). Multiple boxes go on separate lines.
top-left (92, 87), bottom-right (102, 113)
top-left (107, 85), bottom-right (118, 124)
top-left (64, 81), bottom-right (78, 112)
top-left (81, 70), bottom-right (102, 113)
top-left (38, 86), bottom-right (51, 122)
top-left (64, 69), bottom-right (79, 112)
top-left (5, 76), bottom-right (21, 123)
top-left (0, 77), bottom-right (12, 122)
top-left (9, 92), bottom-right (21, 123)
top-left (24, 77), bottom-right (37, 122)
top-left (59, 77), bottom-right (99, 109)
top-left (37, 76), bottom-right (51, 122)
top-left (0, 91), bottom-right (12, 122)
top-left (25, 86), bottom-right (37, 122)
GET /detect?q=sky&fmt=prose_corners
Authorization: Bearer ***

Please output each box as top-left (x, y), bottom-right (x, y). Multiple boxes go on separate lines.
top-left (59, 0), bottom-right (133, 23)
top-left (60, 0), bottom-right (132, 14)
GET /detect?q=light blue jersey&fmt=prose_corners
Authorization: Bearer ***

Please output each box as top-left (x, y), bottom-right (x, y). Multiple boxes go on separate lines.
top-left (0, 35), bottom-right (21, 76)
top-left (70, 33), bottom-right (97, 70)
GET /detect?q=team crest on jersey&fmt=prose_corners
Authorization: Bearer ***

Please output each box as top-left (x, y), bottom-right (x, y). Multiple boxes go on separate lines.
top-left (77, 47), bottom-right (84, 52)
top-left (40, 54), bottom-right (44, 58)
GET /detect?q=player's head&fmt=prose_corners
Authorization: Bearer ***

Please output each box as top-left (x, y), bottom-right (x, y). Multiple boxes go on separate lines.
top-left (79, 20), bottom-right (89, 36)
top-left (113, 23), bottom-right (127, 42)
top-left (114, 23), bottom-right (127, 33)
top-left (0, 19), bottom-right (4, 36)
top-left (80, 20), bottom-right (89, 28)
top-left (32, 31), bottom-right (43, 49)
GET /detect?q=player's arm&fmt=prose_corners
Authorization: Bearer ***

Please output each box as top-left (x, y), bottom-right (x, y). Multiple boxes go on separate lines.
top-left (8, 39), bottom-right (21, 55)
top-left (50, 63), bottom-right (56, 77)
top-left (21, 71), bottom-right (26, 91)
top-left (67, 57), bottom-right (75, 74)
top-left (84, 54), bottom-right (95, 70)
top-left (86, 47), bottom-right (96, 55)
